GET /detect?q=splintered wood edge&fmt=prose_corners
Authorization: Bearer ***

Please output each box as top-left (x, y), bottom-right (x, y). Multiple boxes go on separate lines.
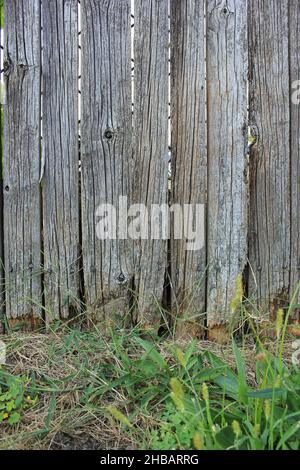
top-left (287, 324), bottom-right (300, 337)
top-left (8, 316), bottom-right (43, 332)
top-left (207, 322), bottom-right (230, 344)
top-left (257, 320), bottom-right (300, 339)
top-left (175, 321), bottom-right (206, 340)
top-left (207, 319), bottom-right (300, 344)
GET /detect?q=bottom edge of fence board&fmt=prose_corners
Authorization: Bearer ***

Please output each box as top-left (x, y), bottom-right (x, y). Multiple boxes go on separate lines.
top-left (174, 321), bottom-right (206, 340)
top-left (207, 323), bottom-right (230, 344)
top-left (7, 316), bottom-right (44, 332)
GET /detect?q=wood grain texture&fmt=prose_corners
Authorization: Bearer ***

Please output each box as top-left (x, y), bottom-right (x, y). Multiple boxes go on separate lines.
top-left (249, 0), bottom-right (291, 317)
top-left (206, 0), bottom-right (248, 328)
top-left (42, 0), bottom-right (80, 321)
top-left (0, 62), bottom-right (3, 333)
top-left (3, 0), bottom-right (42, 328)
top-left (289, 0), bottom-right (300, 322)
top-left (81, 0), bottom-right (133, 318)
top-left (133, 0), bottom-right (169, 328)
top-left (170, 0), bottom-right (207, 336)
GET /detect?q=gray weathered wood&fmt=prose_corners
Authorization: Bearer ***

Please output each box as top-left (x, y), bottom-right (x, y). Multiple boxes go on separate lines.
top-left (133, 0), bottom-right (169, 328)
top-left (0, 59), bottom-right (4, 333)
top-left (206, 0), bottom-right (248, 338)
top-left (3, 0), bottom-right (42, 329)
top-left (42, 0), bottom-right (80, 321)
top-left (249, 0), bottom-right (291, 318)
top-left (81, 0), bottom-right (133, 319)
top-left (289, 0), bottom-right (300, 322)
top-left (170, 0), bottom-right (207, 336)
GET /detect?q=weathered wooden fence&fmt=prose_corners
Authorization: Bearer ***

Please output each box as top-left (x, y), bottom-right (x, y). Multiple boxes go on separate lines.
top-left (0, 0), bottom-right (299, 339)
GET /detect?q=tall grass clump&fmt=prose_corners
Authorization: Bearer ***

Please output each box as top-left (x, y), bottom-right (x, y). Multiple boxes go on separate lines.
top-left (145, 300), bottom-right (300, 450)
top-left (0, 290), bottom-right (300, 450)
top-left (147, 338), bottom-right (299, 450)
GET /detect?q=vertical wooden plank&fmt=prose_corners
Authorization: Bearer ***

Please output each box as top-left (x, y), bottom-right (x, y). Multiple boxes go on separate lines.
top-left (0, 41), bottom-right (4, 332)
top-left (206, 0), bottom-right (248, 341)
top-left (289, 0), bottom-right (300, 323)
top-left (170, 0), bottom-right (207, 337)
top-left (81, 0), bottom-right (133, 318)
top-left (42, 0), bottom-right (80, 321)
top-left (249, 0), bottom-right (291, 318)
top-left (133, 0), bottom-right (169, 328)
top-left (3, 0), bottom-right (42, 329)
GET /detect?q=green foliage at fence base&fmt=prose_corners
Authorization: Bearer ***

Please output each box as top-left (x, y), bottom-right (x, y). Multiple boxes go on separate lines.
top-left (0, 368), bottom-right (38, 426)
top-left (147, 341), bottom-right (300, 450)
top-left (0, 319), bottom-right (299, 450)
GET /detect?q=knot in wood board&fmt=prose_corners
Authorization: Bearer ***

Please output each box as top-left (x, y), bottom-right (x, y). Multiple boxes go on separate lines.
top-left (3, 58), bottom-right (12, 77)
top-left (104, 128), bottom-right (114, 141)
top-left (116, 272), bottom-right (126, 284)
top-left (220, 5), bottom-right (232, 19)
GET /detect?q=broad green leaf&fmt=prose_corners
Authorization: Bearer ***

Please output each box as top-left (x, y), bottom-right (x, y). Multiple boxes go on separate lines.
top-left (215, 425), bottom-right (235, 448)
top-left (204, 351), bottom-right (237, 381)
top-left (134, 338), bottom-right (167, 369)
top-left (8, 412), bottom-right (20, 425)
top-left (132, 359), bottom-right (159, 376)
top-left (6, 400), bottom-right (15, 412)
top-left (276, 421), bottom-right (300, 449)
top-left (43, 396), bottom-right (56, 431)
top-left (213, 374), bottom-right (240, 397)
top-left (232, 338), bottom-right (248, 403)
top-left (246, 388), bottom-right (285, 399)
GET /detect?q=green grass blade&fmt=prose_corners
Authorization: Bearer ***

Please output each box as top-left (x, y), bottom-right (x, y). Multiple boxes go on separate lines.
top-left (134, 338), bottom-right (168, 369)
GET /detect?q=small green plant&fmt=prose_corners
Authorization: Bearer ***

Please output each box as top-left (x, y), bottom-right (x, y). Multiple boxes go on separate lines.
top-left (0, 369), bottom-right (38, 426)
top-left (148, 337), bottom-right (300, 450)
top-left (0, 302), bottom-right (299, 450)
top-left (151, 402), bottom-right (201, 450)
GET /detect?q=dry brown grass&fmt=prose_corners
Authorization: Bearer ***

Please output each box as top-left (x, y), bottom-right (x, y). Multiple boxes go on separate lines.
top-left (0, 325), bottom-right (296, 450)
